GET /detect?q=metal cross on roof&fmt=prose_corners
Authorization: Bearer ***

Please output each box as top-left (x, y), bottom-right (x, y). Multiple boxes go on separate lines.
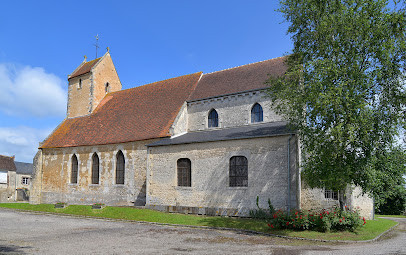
top-left (94, 34), bottom-right (100, 58)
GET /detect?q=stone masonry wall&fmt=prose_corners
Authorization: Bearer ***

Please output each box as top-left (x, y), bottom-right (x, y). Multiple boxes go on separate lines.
top-left (147, 135), bottom-right (298, 216)
top-left (67, 73), bottom-right (92, 118)
top-left (187, 90), bottom-right (283, 132)
top-left (0, 171), bottom-right (16, 202)
top-left (36, 140), bottom-right (157, 206)
top-left (92, 53), bottom-right (122, 111)
top-left (66, 53), bottom-right (121, 118)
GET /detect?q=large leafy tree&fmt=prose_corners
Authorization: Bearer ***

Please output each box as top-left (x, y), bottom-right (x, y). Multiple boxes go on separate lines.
top-left (268, 0), bottom-right (406, 207)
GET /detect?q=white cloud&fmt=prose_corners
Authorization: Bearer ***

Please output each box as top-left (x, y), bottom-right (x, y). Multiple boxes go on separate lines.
top-left (0, 63), bottom-right (67, 117)
top-left (0, 126), bottom-right (52, 163)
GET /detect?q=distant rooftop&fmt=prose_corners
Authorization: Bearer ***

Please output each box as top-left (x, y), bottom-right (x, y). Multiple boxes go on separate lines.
top-left (15, 161), bottom-right (33, 175)
top-left (0, 155), bottom-right (16, 172)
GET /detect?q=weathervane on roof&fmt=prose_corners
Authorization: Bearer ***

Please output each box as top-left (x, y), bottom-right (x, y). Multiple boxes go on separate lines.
top-left (94, 34), bottom-right (100, 58)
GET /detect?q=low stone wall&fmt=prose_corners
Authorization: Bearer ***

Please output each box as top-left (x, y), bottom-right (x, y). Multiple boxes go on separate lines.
top-left (0, 189), bottom-right (14, 203)
top-left (301, 185), bottom-right (374, 220)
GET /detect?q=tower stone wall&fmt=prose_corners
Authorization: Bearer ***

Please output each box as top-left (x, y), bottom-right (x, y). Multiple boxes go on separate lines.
top-left (66, 53), bottom-right (121, 118)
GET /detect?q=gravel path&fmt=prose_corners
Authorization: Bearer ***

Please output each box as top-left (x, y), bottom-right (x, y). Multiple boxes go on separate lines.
top-left (0, 209), bottom-right (405, 254)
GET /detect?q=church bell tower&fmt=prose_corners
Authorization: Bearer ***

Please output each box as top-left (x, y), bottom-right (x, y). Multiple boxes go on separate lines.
top-left (66, 51), bottom-right (122, 118)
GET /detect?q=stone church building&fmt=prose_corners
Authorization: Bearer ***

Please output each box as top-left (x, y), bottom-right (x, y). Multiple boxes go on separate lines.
top-left (30, 52), bottom-right (373, 219)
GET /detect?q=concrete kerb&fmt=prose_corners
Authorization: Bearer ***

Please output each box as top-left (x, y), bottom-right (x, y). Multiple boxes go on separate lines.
top-left (0, 207), bottom-right (399, 244)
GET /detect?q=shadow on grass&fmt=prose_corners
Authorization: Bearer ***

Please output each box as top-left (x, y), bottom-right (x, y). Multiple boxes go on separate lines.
top-left (197, 216), bottom-right (268, 233)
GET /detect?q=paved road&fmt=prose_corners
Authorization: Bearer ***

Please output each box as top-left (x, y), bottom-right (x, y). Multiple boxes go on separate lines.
top-left (0, 209), bottom-right (405, 255)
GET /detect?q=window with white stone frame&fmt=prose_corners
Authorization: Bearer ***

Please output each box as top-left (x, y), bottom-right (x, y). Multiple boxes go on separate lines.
top-left (324, 189), bottom-right (338, 200)
top-left (21, 177), bottom-right (29, 185)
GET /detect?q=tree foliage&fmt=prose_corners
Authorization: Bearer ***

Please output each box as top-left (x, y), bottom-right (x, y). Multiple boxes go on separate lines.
top-left (268, 0), bottom-right (406, 199)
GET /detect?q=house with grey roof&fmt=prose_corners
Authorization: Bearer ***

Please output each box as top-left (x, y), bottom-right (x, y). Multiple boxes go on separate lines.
top-left (0, 155), bottom-right (33, 202)
top-left (15, 161), bottom-right (33, 201)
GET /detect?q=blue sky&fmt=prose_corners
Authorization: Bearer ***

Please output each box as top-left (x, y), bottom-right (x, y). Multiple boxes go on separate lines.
top-left (0, 1), bottom-right (292, 163)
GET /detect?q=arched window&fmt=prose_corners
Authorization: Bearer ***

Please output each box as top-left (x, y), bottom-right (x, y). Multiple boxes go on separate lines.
top-left (71, 154), bottom-right (78, 184)
top-left (177, 158), bottom-right (191, 187)
top-left (105, 82), bottom-right (110, 93)
top-left (116, 150), bottom-right (125, 184)
top-left (229, 156), bottom-right (248, 187)
top-left (91, 153), bottom-right (99, 184)
top-left (208, 109), bottom-right (218, 128)
top-left (251, 103), bottom-right (263, 123)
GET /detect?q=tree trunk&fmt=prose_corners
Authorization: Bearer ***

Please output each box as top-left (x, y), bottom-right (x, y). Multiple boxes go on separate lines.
top-left (339, 190), bottom-right (347, 210)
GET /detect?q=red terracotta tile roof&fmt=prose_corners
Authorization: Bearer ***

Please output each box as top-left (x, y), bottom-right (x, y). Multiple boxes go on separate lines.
top-left (69, 58), bottom-right (101, 79)
top-left (40, 72), bottom-right (202, 148)
top-left (188, 56), bottom-right (287, 101)
top-left (0, 155), bottom-right (16, 172)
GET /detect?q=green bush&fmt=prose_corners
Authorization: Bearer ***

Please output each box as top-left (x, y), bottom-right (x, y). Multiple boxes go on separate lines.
top-left (268, 206), bottom-right (365, 232)
top-left (249, 196), bottom-right (275, 219)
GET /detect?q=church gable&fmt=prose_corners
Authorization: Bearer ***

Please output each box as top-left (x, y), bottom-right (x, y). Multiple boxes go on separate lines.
top-left (40, 72), bottom-right (202, 148)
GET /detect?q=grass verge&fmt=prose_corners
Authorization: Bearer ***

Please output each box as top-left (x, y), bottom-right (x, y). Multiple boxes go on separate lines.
top-left (0, 203), bottom-right (397, 241)
top-left (376, 214), bottom-right (406, 218)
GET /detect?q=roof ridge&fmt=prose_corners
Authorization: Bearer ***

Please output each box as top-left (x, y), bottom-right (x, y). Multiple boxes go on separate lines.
top-left (110, 71), bottom-right (203, 95)
top-left (204, 56), bottom-right (286, 75)
top-left (0, 154), bottom-right (14, 159)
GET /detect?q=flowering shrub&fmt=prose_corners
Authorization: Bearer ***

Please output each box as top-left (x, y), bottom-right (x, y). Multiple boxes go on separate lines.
top-left (267, 206), bottom-right (365, 232)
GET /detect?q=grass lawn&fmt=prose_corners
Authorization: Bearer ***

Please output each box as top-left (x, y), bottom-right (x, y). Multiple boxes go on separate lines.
top-left (0, 203), bottom-right (397, 241)
top-left (376, 214), bottom-right (406, 218)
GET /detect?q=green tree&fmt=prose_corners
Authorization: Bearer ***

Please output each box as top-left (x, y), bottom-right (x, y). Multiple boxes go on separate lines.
top-left (268, 0), bottom-right (406, 208)
top-left (370, 145), bottom-right (406, 214)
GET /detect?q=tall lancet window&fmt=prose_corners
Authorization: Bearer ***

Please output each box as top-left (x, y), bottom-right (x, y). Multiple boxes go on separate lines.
top-left (71, 154), bottom-right (78, 184)
top-left (91, 153), bottom-right (99, 184)
top-left (116, 150), bottom-right (125, 184)
top-left (251, 103), bottom-right (263, 123)
top-left (105, 82), bottom-right (110, 93)
top-left (208, 109), bottom-right (218, 128)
